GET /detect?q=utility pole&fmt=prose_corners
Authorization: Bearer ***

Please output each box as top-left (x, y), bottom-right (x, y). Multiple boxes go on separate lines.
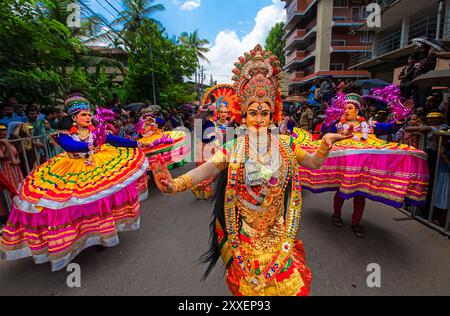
top-left (149, 42), bottom-right (157, 106)
top-left (197, 66), bottom-right (205, 106)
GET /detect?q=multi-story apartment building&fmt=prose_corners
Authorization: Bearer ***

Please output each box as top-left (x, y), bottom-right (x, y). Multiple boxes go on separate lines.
top-left (283, 0), bottom-right (373, 96)
top-left (350, 0), bottom-right (450, 83)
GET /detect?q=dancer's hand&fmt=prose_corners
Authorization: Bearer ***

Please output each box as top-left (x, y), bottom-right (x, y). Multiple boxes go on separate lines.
top-left (153, 155), bottom-right (174, 194)
top-left (322, 125), bottom-right (354, 147)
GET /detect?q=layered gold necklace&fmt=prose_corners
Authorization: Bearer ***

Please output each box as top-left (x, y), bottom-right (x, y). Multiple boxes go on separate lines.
top-left (77, 128), bottom-right (91, 142)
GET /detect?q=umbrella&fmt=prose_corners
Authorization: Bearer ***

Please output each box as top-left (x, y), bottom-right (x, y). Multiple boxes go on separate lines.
top-left (354, 79), bottom-right (390, 90)
top-left (284, 95), bottom-right (307, 103)
top-left (148, 104), bottom-right (161, 112)
top-left (408, 69), bottom-right (450, 88)
top-left (411, 38), bottom-right (450, 52)
top-left (125, 103), bottom-right (145, 112)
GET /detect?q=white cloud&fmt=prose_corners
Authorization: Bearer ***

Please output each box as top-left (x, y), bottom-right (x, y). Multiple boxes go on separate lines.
top-left (202, 0), bottom-right (286, 84)
top-left (179, 0), bottom-right (201, 11)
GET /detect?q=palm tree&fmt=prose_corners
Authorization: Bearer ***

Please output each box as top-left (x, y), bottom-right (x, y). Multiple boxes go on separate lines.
top-left (179, 30), bottom-right (210, 64)
top-left (113, 0), bottom-right (165, 33)
top-left (38, 1), bottom-right (127, 77)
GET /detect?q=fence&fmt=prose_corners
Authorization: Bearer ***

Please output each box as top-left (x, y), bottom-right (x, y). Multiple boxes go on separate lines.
top-left (398, 131), bottom-right (450, 237)
top-left (0, 133), bottom-right (61, 223)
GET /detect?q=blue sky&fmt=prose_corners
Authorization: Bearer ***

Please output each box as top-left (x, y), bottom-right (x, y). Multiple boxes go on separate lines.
top-left (89, 0), bottom-right (287, 83)
top-left (90, 0), bottom-right (276, 42)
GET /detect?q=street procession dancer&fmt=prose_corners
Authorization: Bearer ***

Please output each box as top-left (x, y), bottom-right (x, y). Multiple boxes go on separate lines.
top-left (153, 45), bottom-right (352, 296)
top-left (0, 93), bottom-right (149, 271)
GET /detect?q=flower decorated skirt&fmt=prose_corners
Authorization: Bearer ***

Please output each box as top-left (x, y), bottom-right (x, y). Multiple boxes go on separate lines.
top-left (295, 132), bottom-right (429, 208)
top-left (0, 144), bottom-right (149, 271)
top-left (142, 131), bottom-right (190, 170)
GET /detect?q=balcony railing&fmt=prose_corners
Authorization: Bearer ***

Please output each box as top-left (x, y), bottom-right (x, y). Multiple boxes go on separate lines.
top-left (349, 51), bottom-right (373, 67)
top-left (289, 71), bottom-right (305, 82)
top-left (286, 50), bottom-right (307, 65)
top-left (408, 17), bottom-right (438, 41)
top-left (285, 29), bottom-right (307, 46)
top-left (375, 30), bottom-right (401, 56)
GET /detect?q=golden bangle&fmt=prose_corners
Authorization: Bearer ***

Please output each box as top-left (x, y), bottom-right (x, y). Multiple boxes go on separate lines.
top-left (172, 174), bottom-right (193, 193)
top-left (316, 142), bottom-right (331, 158)
top-left (211, 151), bottom-right (228, 171)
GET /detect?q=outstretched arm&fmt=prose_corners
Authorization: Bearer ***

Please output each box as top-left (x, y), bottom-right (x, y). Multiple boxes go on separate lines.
top-left (106, 134), bottom-right (138, 148)
top-left (154, 152), bottom-right (226, 194)
top-left (299, 130), bottom-right (354, 169)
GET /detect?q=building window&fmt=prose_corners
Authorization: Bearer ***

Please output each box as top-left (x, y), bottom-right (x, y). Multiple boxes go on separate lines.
top-left (331, 40), bottom-right (346, 46)
top-left (333, 0), bottom-right (348, 8)
top-left (330, 64), bottom-right (345, 71)
top-left (333, 16), bottom-right (348, 22)
top-left (352, 6), bottom-right (368, 21)
top-left (360, 33), bottom-right (373, 44)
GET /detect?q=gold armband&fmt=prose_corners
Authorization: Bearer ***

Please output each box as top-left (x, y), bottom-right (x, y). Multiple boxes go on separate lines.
top-left (171, 174), bottom-right (193, 194)
top-left (315, 142), bottom-right (331, 158)
top-left (211, 151), bottom-right (228, 171)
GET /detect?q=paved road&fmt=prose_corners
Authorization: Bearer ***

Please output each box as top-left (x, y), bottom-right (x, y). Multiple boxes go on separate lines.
top-left (0, 163), bottom-right (449, 296)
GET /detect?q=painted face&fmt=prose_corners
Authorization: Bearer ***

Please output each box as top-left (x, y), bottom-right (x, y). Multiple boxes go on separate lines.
top-left (246, 102), bottom-right (271, 131)
top-left (218, 107), bottom-right (228, 121)
top-left (344, 103), bottom-right (358, 121)
top-left (73, 110), bottom-right (92, 128)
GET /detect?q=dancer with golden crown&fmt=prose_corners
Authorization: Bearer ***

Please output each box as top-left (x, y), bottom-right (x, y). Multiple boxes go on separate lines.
top-left (153, 45), bottom-right (352, 296)
top-left (0, 93), bottom-right (149, 271)
top-left (188, 84), bottom-right (237, 200)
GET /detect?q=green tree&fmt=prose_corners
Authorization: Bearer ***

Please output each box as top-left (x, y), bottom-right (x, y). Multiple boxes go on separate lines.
top-left (180, 30), bottom-right (210, 64)
top-left (113, 0), bottom-right (165, 35)
top-left (265, 22), bottom-right (286, 67)
top-left (0, 0), bottom-right (78, 103)
top-left (124, 24), bottom-right (197, 108)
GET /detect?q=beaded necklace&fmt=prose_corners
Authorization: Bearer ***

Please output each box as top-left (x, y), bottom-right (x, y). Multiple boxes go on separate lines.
top-left (224, 134), bottom-right (303, 289)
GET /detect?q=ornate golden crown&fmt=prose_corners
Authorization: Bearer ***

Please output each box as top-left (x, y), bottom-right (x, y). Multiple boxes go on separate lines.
top-left (231, 44), bottom-right (283, 124)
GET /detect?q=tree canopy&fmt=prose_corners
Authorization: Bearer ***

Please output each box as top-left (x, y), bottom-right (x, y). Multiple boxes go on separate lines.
top-left (265, 22), bottom-right (286, 67)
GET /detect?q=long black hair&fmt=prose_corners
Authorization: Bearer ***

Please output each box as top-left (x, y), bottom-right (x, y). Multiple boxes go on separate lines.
top-left (198, 168), bottom-right (229, 280)
top-left (57, 116), bottom-right (74, 131)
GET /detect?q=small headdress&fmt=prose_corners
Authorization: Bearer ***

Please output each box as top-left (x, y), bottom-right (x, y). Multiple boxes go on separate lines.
top-left (345, 93), bottom-right (363, 109)
top-left (65, 93), bottom-right (91, 116)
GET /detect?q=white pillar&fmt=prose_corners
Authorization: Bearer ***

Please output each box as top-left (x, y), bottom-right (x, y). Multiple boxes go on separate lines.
top-left (315, 0), bottom-right (333, 72)
top-left (443, 0), bottom-right (450, 40)
top-left (400, 17), bottom-right (410, 48)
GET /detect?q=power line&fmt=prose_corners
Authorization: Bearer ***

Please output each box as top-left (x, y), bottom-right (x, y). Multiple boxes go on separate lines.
top-left (78, 0), bottom-right (132, 47)
top-left (103, 0), bottom-right (124, 17)
top-left (92, 0), bottom-right (117, 20)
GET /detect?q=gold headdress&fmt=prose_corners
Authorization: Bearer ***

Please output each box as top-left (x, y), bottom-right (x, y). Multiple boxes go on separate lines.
top-left (231, 44), bottom-right (283, 124)
top-left (201, 84), bottom-right (238, 113)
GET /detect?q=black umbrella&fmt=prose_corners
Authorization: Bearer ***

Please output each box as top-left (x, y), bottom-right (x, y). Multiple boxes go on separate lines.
top-left (354, 79), bottom-right (390, 90)
top-left (125, 103), bottom-right (145, 112)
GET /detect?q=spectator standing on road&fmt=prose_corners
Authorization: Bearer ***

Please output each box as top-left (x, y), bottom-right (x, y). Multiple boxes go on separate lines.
top-left (299, 103), bottom-right (314, 131)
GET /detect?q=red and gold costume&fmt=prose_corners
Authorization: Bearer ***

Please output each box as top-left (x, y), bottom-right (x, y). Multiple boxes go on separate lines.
top-left (162, 45), bottom-right (314, 295)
